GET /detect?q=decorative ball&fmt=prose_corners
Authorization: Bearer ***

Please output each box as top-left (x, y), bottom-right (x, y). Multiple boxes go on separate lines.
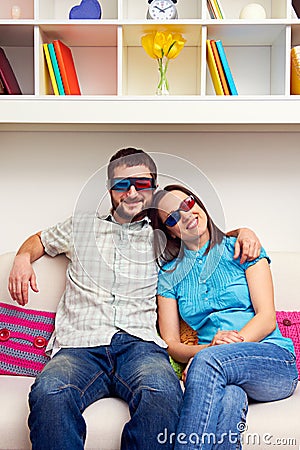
top-left (239, 3), bottom-right (267, 19)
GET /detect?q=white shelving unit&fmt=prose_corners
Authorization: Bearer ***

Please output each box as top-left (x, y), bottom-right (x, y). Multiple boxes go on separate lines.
top-left (0, 0), bottom-right (300, 125)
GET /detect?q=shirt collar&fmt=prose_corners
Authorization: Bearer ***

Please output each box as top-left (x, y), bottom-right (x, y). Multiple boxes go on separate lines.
top-left (98, 212), bottom-right (151, 227)
top-left (184, 240), bottom-right (210, 258)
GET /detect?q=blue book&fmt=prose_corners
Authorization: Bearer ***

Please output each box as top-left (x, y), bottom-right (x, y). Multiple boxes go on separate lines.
top-left (48, 43), bottom-right (65, 95)
top-left (215, 40), bottom-right (238, 96)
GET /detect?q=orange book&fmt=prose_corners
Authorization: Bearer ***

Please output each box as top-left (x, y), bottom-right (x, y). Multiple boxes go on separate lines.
top-left (53, 40), bottom-right (81, 95)
top-left (210, 40), bottom-right (230, 95)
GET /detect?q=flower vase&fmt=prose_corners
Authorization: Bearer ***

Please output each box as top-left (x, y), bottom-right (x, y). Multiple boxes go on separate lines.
top-left (156, 59), bottom-right (170, 96)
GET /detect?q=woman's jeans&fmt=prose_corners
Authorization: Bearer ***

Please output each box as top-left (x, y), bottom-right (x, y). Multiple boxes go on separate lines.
top-left (28, 332), bottom-right (183, 450)
top-left (174, 342), bottom-right (298, 450)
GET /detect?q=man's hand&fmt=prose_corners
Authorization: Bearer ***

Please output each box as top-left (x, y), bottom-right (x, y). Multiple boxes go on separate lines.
top-left (233, 228), bottom-right (261, 264)
top-left (8, 254), bottom-right (39, 306)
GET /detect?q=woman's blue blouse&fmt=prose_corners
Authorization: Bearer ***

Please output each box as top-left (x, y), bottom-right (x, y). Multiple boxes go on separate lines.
top-left (157, 237), bottom-right (294, 354)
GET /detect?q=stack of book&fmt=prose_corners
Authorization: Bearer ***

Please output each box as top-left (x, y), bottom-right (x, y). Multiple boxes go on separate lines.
top-left (291, 46), bottom-right (300, 95)
top-left (207, 0), bottom-right (225, 19)
top-left (0, 47), bottom-right (22, 94)
top-left (206, 39), bottom-right (238, 96)
top-left (43, 40), bottom-right (81, 95)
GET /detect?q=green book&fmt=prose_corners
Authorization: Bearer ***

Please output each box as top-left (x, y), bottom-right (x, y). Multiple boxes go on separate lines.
top-left (48, 42), bottom-right (65, 95)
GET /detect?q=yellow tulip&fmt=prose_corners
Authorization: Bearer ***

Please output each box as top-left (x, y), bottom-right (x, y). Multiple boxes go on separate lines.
top-left (141, 33), bottom-right (157, 59)
top-left (141, 31), bottom-right (186, 61)
top-left (166, 34), bottom-right (187, 59)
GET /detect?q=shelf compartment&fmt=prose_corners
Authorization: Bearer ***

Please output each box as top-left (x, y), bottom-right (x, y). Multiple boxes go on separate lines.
top-left (212, 0), bottom-right (288, 20)
top-left (0, 0), bottom-right (34, 19)
top-left (38, 24), bottom-right (118, 95)
top-left (122, 24), bottom-right (202, 96)
top-left (206, 24), bottom-right (288, 95)
top-left (38, 0), bottom-right (118, 20)
top-left (0, 24), bottom-right (34, 94)
top-left (121, 0), bottom-right (202, 20)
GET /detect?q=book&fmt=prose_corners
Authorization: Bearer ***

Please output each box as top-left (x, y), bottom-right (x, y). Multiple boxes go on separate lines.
top-left (206, 40), bottom-right (224, 95)
top-left (43, 43), bottom-right (59, 95)
top-left (292, 0), bottom-right (300, 18)
top-left (207, 0), bottom-right (216, 18)
top-left (213, 0), bottom-right (225, 18)
top-left (207, 0), bottom-right (225, 19)
top-left (0, 47), bottom-right (22, 94)
top-left (0, 76), bottom-right (5, 94)
top-left (291, 46), bottom-right (300, 95)
top-left (207, 0), bottom-right (219, 18)
top-left (210, 40), bottom-right (230, 95)
top-left (48, 43), bottom-right (65, 95)
top-left (215, 40), bottom-right (238, 95)
top-left (53, 40), bottom-right (81, 95)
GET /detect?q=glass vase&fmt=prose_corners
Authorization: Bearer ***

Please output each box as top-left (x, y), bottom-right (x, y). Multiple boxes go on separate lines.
top-left (156, 59), bottom-right (170, 96)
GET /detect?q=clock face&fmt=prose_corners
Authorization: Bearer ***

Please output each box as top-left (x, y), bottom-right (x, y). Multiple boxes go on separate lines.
top-left (148, 1), bottom-right (178, 20)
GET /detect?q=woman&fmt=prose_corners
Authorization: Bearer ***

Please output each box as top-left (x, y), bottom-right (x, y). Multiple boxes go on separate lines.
top-left (150, 185), bottom-right (298, 450)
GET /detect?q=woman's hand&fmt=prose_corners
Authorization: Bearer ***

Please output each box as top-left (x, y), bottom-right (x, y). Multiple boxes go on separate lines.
top-left (210, 330), bottom-right (244, 346)
top-left (182, 357), bottom-right (193, 384)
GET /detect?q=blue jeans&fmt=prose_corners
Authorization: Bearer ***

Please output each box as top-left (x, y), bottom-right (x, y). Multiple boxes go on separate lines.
top-left (173, 342), bottom-right (298, 450)
top-left (28, 332), bottom-right (183, 450)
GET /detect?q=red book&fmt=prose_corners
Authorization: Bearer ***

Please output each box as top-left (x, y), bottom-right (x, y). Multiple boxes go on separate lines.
top-left (52, 40), bottom-right (81, 95)
top-left (0, 47), bottom-right (22, 94)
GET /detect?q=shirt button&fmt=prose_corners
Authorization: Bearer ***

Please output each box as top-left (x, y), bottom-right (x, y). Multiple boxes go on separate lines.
top-left (283, 319), bottom-right (292, 326)
top-left (198, 259), bottom-right (203, 264)
top-left (33, 336), bottom-right (47, 348)
top-left (0, 328), bottom-right (10, 341)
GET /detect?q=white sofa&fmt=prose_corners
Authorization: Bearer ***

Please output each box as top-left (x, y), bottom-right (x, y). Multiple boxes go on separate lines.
top-left (0, 251), bottom-right (299, 450)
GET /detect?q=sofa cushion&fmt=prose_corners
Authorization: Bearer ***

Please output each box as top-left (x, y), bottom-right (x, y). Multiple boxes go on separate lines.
top-left (276, 311), bottom-right (300, 378)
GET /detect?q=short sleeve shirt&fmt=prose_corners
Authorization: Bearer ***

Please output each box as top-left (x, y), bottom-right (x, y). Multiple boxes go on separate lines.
top-left (157, 237), bottom-right (294, 355)
top-left (41, 214), bottom-right (166, 351)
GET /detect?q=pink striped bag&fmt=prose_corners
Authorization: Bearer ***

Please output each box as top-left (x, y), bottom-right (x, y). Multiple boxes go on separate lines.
top-left (0, 302), bottom-right (55, 377)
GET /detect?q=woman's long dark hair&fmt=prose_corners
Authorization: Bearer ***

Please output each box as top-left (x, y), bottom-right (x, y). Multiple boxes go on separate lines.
top-left (149, 184), bottom-right (225, 269)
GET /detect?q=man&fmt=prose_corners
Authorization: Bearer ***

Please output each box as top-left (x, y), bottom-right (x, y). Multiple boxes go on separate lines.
top-left (8, 148), bottom-right (260, 450)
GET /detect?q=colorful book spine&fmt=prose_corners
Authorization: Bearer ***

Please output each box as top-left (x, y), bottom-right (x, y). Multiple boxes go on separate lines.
top-left (215, 40), bottom-right (238, 95)
top-left (210, 40), bottom-right (230, 95)
top-left (207, 0), bottom-right (225, 19)
top-left (0, 47), bottom-right (22, 94)
top-left (291, 46), bottom-right (300, 95)
top-left (53, 40), bottom-right (81, 95)
top-left (48, 43), bottom-right (65, 95)
top-left (213, 0), bottom-right (225, 18)
top-left (43, 43), bottom-right (59, 96)
top-left (206, 40), bottom-right (224, 95)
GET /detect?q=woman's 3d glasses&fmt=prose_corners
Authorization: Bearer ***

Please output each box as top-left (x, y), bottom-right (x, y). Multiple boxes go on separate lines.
top-left (108, 177), bottom-right (156, 191)
top-left (164, 195), bottom-right (195, 227)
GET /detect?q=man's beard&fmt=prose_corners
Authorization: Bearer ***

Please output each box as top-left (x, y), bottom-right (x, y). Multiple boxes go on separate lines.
top-left (111, 197), bottom-right (146, 221)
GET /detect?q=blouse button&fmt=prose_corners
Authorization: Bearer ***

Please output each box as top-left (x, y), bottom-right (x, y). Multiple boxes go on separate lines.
top-left (283, 319), bottom-right (292, 326)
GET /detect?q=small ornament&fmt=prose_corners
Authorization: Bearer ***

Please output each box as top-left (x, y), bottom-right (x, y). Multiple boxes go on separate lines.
top-left (69, 0), bottom-right (102, 19)
top-left (11, 5), bottom-right (21, 19)
top-left (239, 3), bottom-right (267, 19)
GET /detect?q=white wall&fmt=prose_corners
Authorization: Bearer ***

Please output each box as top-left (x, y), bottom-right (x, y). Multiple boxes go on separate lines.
top-left (0, 129), bottom-right (299, 253)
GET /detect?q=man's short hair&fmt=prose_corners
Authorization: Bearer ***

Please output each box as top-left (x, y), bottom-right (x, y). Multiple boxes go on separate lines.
top-left (107, 148), bottom-right (157, 183)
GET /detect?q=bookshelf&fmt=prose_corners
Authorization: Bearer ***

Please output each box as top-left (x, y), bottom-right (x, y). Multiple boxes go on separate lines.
top-left (1, 0), bottom-right (300, 126)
